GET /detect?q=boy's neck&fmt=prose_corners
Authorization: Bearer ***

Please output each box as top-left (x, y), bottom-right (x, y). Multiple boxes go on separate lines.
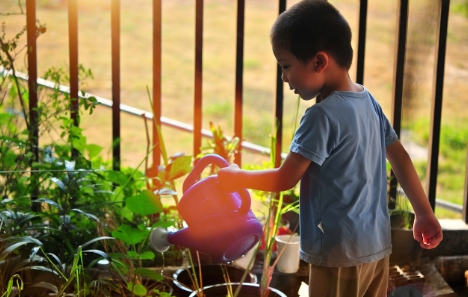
top-left (320, 67), bottom-right (362, 100)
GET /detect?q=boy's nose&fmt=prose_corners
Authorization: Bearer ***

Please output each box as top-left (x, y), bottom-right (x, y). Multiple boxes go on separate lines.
top-left (281, 73), bottom-right (288, 83)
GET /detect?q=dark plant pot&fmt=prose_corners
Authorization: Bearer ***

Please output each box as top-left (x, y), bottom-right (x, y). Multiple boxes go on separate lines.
top-left (188, 283), bottom-right (287, 297)
top-left (390, 210), bottom-right (421, 263)
top-left (390, 227), bottom-right (421, 263)
top-left (390, 210), bottom-right (415, 228)
top-left (173, 264), bottom-right (257, 296)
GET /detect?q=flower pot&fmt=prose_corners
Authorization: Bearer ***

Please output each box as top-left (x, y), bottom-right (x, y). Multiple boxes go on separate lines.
top-left (275, 234), bottom-right (300, 273)
top-left (188, 282), bottom-right (287, 297)
top-left (390, 227), bottom-right (420, 263)
top-left (173, 264), bottom-right (257, 296)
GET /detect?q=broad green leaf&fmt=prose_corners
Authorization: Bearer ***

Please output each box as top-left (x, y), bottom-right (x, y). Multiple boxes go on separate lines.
top-left (138, 251), bottom-right (155, 260)
top-left (126, 190), bottom-right (163, 216)
top-left (135, 268), bottom-right (163, 281)
top-left (127, 251), bottom-right (138, 259)
top-left (111, 186), bottom-right (125, 204)
top-left (166, 155), bottom-right (192, 181)
top-left (72, 135), bottom-right (86, 154)
top-left (86, 143), bottom-right (103, 159)
top-left (152, 221), bottom-right (174, 229)
top-left (117, 207), bottom-right (132, 223)
top-left (107, 170), bottom-right (128, 185)
top-left (111, 225), bottom-right (147, 245)
top-left (127, 282), bottom-right (147, 296)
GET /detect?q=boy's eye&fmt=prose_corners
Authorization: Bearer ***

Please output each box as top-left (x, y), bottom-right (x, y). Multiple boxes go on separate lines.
top-left (281, 65), bottom-right (290, 70)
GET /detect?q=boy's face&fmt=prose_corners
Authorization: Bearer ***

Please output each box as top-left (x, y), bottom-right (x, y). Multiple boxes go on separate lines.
top-left (272, 45), bottom-right (323, 101)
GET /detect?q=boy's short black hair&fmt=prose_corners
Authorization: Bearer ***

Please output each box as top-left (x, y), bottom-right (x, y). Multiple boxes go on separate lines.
top-left (271, 0), bottom-right (353, 69)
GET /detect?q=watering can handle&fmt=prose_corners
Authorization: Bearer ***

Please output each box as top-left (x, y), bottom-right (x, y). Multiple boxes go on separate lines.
top-left (183, 154), bottom-right (251, 215)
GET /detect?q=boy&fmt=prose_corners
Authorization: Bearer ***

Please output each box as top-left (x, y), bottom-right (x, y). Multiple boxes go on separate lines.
top-left (218, 0), bottom-right (443, 296)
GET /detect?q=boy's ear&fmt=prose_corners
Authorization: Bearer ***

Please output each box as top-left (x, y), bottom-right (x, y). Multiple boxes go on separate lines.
top-left (313, 52), bottom-right (328, 73)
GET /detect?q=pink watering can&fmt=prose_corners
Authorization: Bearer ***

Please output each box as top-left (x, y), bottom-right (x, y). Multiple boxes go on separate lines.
top-left (149, 154), bottom-right (263, 263)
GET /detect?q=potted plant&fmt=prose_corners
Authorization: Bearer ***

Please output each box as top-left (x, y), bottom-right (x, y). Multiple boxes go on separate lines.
top-left (387, 161), bottom-right (421, 264)
top-left (389, 193), bottom-right (420, 264)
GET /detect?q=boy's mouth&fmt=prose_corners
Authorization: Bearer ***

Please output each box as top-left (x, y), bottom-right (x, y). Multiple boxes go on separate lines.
top-left (289, 86), bottom-right (298, 94)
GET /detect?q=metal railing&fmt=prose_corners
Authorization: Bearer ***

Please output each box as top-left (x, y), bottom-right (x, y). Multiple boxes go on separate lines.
top-left (18, 0), bottom-right (468, 222)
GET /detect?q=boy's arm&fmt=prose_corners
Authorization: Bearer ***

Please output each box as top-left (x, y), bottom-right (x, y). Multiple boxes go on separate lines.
top-left (386, 140), bottom-right (443, 249)
top-left (218, 151), bottom-right (312, 193)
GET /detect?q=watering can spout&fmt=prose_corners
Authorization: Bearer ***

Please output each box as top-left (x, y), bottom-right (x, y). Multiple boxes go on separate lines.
top-left (150, 228), bottom-right (202, 253)
top-left (149, 154), bottom-right (263, 263)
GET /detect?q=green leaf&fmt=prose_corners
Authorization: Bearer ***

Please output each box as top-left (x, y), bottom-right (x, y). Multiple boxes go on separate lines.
top-left (72, 135), bottom-right (86, 153)
top-left (71, 208), bottom-right (99, 221)
top-left (111, 225), bottom-right (147, 245)
top-left (30, 282), bottom-right (58, 293)
top-left (126, 190), bottom-right (163, 216)
top-left (127, 282), bottom-right (147, 296)
top-left (86, 143), bottom-right (103, 159)
top-left (107, 171), bottom-right (128, 185)
top-left (138, 251), bottom-right (155, 260)
top-left (33, 198), bottom-right (63, 211)
top-left (50, 177), bottom-right (66, 191)
top-left (127, 251), bottom-right (139, 259)
top-left (120, 207), bottom-right (134, 222)
top-left (1, 237), bottom-right (42, 259)
top-left (135, 268), bottom-right (163, 281)
top-left (82, 250), bottom-right (109, 260)
top-left (152, 221), bottom-right (174, 229)
top-left (80, 237), bottom-right (114, 249)
top-left (166, 155), bottom-right (192, 181)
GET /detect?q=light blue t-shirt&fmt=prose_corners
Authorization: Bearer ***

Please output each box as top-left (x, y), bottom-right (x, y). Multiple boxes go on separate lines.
top-left (290, 86), bottom-right (398, 267)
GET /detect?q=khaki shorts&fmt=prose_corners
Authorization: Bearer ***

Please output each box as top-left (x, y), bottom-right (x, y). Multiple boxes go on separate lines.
top-left (308, 256), bottom-right (389, 297)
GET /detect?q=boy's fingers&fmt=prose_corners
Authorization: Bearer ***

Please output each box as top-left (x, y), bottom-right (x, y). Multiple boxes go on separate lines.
top-left (414, 232), bottom-right (424, 244)
top-left (420, 230), bottom-right (443, 249)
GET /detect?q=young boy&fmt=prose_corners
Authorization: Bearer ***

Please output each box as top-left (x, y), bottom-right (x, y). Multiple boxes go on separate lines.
top-left (218, 1), bottom-right (443, 296)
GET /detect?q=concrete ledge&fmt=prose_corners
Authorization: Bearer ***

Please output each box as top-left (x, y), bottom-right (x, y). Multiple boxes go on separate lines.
top-left (423, 219), bottom-right (468, 259)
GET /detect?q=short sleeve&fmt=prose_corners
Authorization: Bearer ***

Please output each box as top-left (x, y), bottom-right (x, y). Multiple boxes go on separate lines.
top-left (370, 97), bottom-right (398, 146)
top-left (290, 107), bottom-right (335, 165)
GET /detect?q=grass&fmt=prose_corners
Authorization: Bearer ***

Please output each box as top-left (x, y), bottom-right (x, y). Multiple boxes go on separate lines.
top-left (1, 0), bottom-right (468, 219)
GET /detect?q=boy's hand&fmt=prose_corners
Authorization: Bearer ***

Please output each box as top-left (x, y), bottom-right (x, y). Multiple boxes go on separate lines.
top-left (412, 214), bottom-right (443, 249)
top-left (218, 164), bottom-right (241, 193)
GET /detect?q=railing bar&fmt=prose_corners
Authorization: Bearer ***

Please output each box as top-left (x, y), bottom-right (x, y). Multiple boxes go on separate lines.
top-left (234, 0), bottom-right (245, 166)
top-left (391, 0), bottom-right (408, 138)
top-left (26, 1), bottom-right (38, 160)
top-left (2, 66), bottom-right (285, 158)
top-left (152, 0), bottom-right (162, 166)
top-left (26, 0), bottom-right (39, 212)
top-left (194, 0), bottom-right (203, 160)
top-left (464, 147), bottom-right (468, 223)
top-left (111, 0), bottom-right (121, 171)
top-left (274, 0), bottom-right (287, 168)
top-left (68, 0), bottom-right (79, 127)
top-left (427, 0), bottom-right (450, 211)
top-left (397, 188), bottom-right (462, 214)
top-left (355, 0), bottom-right (367, 84)
top-left (389, 0), bottom-right (409, 209)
